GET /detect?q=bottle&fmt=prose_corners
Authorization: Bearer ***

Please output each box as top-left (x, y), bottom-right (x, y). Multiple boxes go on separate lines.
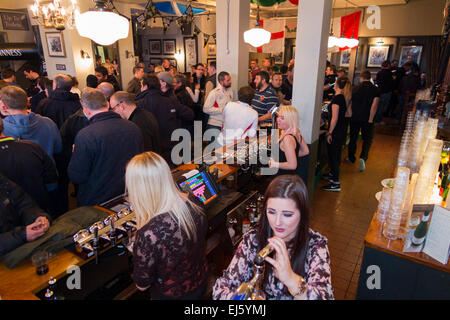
top-left (242, 215), bottom-right (250, 235)
top-left (411, 211), bottom-right (430, 246)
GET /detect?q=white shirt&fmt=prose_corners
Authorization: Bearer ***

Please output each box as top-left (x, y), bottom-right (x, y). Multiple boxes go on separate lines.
top-left (217, 101), bottom-right (259, 146)
top-left (203, 84), bottom-right (233, 127)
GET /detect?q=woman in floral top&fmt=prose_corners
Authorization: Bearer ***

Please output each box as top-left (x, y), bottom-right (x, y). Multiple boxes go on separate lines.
top-left (213, 175), bottom-right (334, 300)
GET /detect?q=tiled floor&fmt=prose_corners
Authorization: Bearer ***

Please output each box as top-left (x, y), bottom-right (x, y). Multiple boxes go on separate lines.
top-left (311, 131), bottom-right (401, 299)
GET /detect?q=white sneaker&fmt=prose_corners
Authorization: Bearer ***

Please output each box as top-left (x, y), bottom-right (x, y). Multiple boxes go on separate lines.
top-left (359, 159), bottom-right (366, 172)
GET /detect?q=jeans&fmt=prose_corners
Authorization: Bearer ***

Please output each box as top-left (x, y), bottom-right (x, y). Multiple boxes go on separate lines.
top-left (374, 92), bottom-right (392, 123)
top-left (327, 135), bottom-right (344, 182)
top-left (348, 121), bottom-right (374, 162)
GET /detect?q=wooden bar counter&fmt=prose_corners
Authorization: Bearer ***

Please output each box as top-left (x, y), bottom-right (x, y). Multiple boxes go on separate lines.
top-left (356, 212), bottom-right (450, 299)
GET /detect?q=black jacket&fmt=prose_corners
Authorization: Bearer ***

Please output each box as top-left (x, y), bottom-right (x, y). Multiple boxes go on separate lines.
top-left (375, 69), bottom-right (394, 94)
top-left (36, 89), bottom-right (82, 129)
top-left (136, 89), bottom-right (194, 164)
top-left (60, 109), bottom-right (90, 164)
top-left (0, 137), bottom-right (58, 216)
top-left (30, 91), bottom-right (46, 114)
top-left (0, 174), bottom-right (51, 256)
top-left (105, 75), bottom-right (121, 92)
top-left (127, 77), bottom-right (141, 96)
top-left (68, 111), bottom-right (143, 206)
top-left (129, 107), bottom-right (161, 154)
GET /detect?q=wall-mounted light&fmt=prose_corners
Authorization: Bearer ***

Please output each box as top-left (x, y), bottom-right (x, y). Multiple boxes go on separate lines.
top-left (80, 49), bottom-right (90, 59)
top-left (375, 39), bottom-right (385, 45)
top-left (174, 49), bottom-right (183, 60)
top-left (125, 50), bottom-right (134, 59)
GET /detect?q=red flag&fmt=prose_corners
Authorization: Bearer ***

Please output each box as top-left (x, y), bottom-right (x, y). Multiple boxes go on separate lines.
top-left (339, 11), bottom-right (361, 51)
top-left (214, 100), bottom-right (219, 108)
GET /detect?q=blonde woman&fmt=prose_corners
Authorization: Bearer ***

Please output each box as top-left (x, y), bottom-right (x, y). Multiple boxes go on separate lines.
top-left (269, 105), bottom-right (309, 182)
top-left (126, 152), bottom-right (208, 299)
top-left (322, 76), bottom-right (352, 192)
top-left (154, 65), bottom-right (165, 73)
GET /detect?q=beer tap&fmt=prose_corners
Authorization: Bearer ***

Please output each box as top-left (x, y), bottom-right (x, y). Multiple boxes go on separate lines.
top-left (92, 227), bottom-right (99, 264)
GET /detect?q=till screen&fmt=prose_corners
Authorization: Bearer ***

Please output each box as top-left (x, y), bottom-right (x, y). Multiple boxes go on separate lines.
top-left (179, 172), bottom-right (218, 205)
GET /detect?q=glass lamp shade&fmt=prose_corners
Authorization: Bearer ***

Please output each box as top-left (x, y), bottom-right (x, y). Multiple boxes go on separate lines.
top-left (328, 36), bottom-right (339, 48)
top-left (244, 27), bottom-right (271, 48)
top-left (340, 37), bottom-right (359, 48)
top-left (75, 11), bottom-right (129, 46)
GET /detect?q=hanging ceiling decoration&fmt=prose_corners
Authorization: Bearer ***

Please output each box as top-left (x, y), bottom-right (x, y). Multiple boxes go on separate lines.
top-left (75, 0), bottom-right (129, 46)
top-left (244, 1), bottom-right (271, 48)
top-left (30, 0), bottom-right (79, 31)
top-left (250, 0), bottom-right (298, 6)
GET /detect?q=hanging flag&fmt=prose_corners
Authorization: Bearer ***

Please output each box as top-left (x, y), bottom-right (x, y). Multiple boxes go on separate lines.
top-left (340, 11), bottom-right (362, 51)
top-left (204, 34), bottom-right (210, 47)
top-left (248, 19), bottom-right (286, 55)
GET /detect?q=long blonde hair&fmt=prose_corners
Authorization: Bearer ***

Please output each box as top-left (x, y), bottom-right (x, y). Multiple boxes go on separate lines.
top-left (278, 105), bottom-right (301, 142)
top-left (336, 76), bottom-right (352, 106)
top-left (125, 152), bottom-right (201, 241)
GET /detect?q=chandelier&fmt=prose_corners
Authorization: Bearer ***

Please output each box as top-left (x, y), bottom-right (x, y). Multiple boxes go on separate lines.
top-left (30, 0), bottom-right (79, 31)
top-left (75, 0), bottom-right (129, 46)
top-left (244, 1), bottom-right (271, 48)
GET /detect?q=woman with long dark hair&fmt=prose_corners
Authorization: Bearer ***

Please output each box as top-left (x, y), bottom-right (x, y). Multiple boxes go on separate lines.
top-left (213, 175), bottom-right (333, 300)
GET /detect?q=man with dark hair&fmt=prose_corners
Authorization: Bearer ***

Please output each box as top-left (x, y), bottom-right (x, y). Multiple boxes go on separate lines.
top-left (174, 74), bottom-right (195, 136)
top-left (252, 70), bottom-right (279, 122)
top-left (162, 59), bottom-right (171, 72)
top-left (86, 74), bottom-right (98, 88)
top-left (111, 91), bottom-right (161, 154)
top-left (397, 62), bottom-right (420, 121)
top-left (0, 86), bottom-right (62, 161)
top-left (0, 118), bottom-right (59, 217)
top-left (203, 71), bottom-right (233, 136)
top-left (1, 68), bottom-right (19, 87)
top-left (126, 66), bottom-right (145, 95)
top-left (337, 67), bottom-right (347, 79)
top-left (0, 173), bottom-right (52, 256)
top-left (281, 64), bottom-right (294, 104)
top-left (204, 61), bottom-right (217, 99)
top-left (37, 74), bottom-right (81, 128)
top-left (22, 64), bottom-right (40, 97)
top-left (95, 66), bottom-right (120, 92)
top-left (68, 88), bottom-right (143, 206)
top-left (217, 86), bottom-right (258, 146)
top-left (375, 60), bottom-right (394, 122)
top-left (249, 59), bottom-right (260, 88)
top-left (346, 70), bottom-right (380, 172)
top-left (136, 74), bottom-right (194, 165)
top-left (323, 64), bottom-right (337, 100)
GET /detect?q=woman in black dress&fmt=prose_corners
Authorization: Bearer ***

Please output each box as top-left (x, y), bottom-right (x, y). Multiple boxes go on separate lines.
top-left (322, 76), bottom-right (352, 192)
top-left (269, 105), bottom-right (310, 183)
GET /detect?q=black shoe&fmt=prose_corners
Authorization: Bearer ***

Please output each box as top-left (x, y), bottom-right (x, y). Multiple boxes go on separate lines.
top-left (322, 172), bottom-right (334, 182)
top-left (322, 183), bottom-right (341, 192)
top-left (345, 157), bottom-right (355, 164)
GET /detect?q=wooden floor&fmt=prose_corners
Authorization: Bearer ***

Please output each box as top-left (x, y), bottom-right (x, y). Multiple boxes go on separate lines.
top-left (312, 131), bottom-right (400, 300)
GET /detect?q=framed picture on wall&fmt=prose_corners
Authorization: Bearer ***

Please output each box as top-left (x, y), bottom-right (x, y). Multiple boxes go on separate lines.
top-left (150, 58), bottom-right (162, 66)
top-left (184, 36), bottom-right (198, 73)
top-left (207, 43), bottom-right (216, 56)
top-left (45, 32), bottom-right (66, 57)
top-left (163, 39), bottom-right (176, 55)
top-left (0, 12), bottom-right (29, 30)
top-left (149, 40), bottom-right (162, 54)
top-left (399, 45), bottom-right (423, 67)
top-left (340, 49), bottom-right (351, 67)
top-left (273, 52), bottom-right (284, 64)
top-left (206, 58), bottom-right (216, 66)
top-left (367, 45), bottom-right (389, 68)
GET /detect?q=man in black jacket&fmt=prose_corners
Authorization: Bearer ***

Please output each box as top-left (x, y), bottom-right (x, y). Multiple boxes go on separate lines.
top-left (0, 173), bottom-right (51, 256)
top-left (0, 118), bottom-right (59, 217)
top-left (95, 66), bottom-right (121, 92)
top-left (68, 88), bottom-right (143, 206)
top-left (36, 74), bottom-right (82, 129)
top-left (110, 91), bottom-right (161, 154)
top-left (347, 70), bottom-right (380, 172)
top-left (375, 60), bottom-right (394, 123)
top-left (126, 66), bottom-right (145, 95)
top-left (136, 74), bottom-right (194, 166)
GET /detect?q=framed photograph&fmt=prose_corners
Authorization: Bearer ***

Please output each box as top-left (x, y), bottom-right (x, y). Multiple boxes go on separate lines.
top-left (367, 45), bottom-right (389, 68)
top-left (149, 40), bottom-right (162, 55)
top-left (150, 58), bottom-right (162, 66)
top-left (168, 58), bottom-right (177, 67)
top-left (0, 12), bottom-right (29, 31)
top-left (206, 58), bottom-right (216, 66)
top-left (163, 39), bottom-right (176, 55)
top-left (184, 36), bottom-right (198, 73)
top-left (399, 45), bottom-right (423, 67)
top-left (207, 43), bottom-right (216, 56)
top-left (340, 49), bottom-right (351, 67)
top-left (45, 32), bottom-right (66, 57)
top-left (273, 52), bottom-right (284, 64)
top-left (291, 45), bottom-right (296, 59)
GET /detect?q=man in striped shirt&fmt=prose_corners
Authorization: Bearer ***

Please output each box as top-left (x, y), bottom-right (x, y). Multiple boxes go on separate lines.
top-left (251, 71), bottom-right (280, 122)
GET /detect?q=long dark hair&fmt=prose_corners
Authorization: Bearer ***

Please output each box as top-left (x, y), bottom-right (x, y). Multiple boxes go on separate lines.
top-left (257, 175), bottom-right (310, 286)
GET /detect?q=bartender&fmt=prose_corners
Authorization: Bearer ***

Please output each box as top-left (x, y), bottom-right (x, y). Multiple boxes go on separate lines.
top-left (0, 173), bottom-right (51, 256)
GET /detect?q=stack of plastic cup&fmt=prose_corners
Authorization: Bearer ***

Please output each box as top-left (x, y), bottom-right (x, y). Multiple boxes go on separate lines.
top-left (399, 173), bottom-right (418, 238)
top-left (376, 187), bottom-right (392, 223)
top-left (409, 117), bottom-right (427, 174)
top-left (412, 139), bottom-right (443, 205)
top-left (383, 167), bottom-right (410, 240)
top-left (397, 130), bottom-right (412, 168)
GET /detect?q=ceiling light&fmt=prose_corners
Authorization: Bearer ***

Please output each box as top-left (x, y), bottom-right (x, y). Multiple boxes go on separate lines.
top-left (244, 1), bottom-right (271, 48)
